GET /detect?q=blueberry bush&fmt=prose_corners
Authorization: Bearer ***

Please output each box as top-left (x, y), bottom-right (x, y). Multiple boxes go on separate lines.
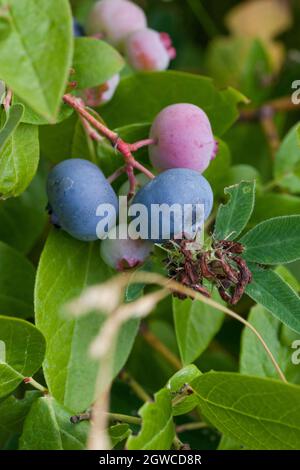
top-left (1, 0), bottom-right (300, 451)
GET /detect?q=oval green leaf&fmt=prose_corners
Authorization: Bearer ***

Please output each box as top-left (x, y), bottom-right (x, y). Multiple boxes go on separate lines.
top-left (192, 371), bottom-right (300, 450)
top-left (0, 0), bottom-right (73, 121)
top-left (0, 316), bottom-right (46, 398)
top-left (241, 216), bottom-right (300, 265)
top-left (35, 230), bottom-right (139, 412)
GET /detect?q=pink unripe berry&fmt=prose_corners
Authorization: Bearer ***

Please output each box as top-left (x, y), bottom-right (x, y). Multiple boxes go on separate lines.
top-left (125, 28), bottom-right (176, 71)
top-left (83, 74), bottom-right (120, 107)
top-left (87, 0), bottom-right (147, 47)
top-left (149, 103), bottom-right (217, 173)
top-left (100, 225), bottom-right (152, 271)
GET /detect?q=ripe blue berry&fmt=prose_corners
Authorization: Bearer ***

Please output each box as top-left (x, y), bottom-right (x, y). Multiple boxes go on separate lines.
top-left (132, 168), bottom-right (213, 242)
top-left (73, 19), bottom-right (85, 37)
top-left (47, 159), bottom-right (118, 241)
top-left (100, 225), bottom-right (152, 271)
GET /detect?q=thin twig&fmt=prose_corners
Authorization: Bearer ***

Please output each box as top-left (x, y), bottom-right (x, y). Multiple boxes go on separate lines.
top-left (119, 370), bottom-right (152, 402)
top-left (129, 138), bottom-right (156, 152)
top-left (259, 107), bottom-right (280, 159)
top-left (23, 377), bottom-right (48, 393)
top-left (107, 166), bottom-right (126, 183)
top-left (141, 323), bottom-right (182, 370)
top-left (240, 96), bottom-right (300, 121)
top-left (108, 412), bottom-right (141, 425)
top-left (176, 422), bottom-right (208, 433)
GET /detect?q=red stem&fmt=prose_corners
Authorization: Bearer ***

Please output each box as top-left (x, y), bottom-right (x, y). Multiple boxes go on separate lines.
top-left (63, 94), bottom-right (155, 195)
top-left (129, 138), bottom-right (156, 151)
top-left (63, 94), bottom-right (118, 143)
top-left (107, 166), bottom-right (126, 183)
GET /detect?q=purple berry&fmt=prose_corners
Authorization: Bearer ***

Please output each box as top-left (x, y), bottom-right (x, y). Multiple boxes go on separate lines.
top-left (149, 103), bottom-right (217, 173)
top-left (125, 29), bottom-right (176, 71)
top-left (87, 0), bottom-right (147, 47)
top-left (100, 225), bottom-right (152, 271)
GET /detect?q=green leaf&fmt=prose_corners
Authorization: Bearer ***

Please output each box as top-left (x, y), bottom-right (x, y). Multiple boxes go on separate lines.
top-left (13, 96), bottom-right (73, 125)
top-left (0, 104), bottom-right (24, 148)
top-left (240, 39), bottom-right (272, 104)
top-left (246, 264), bottom-right (300, 334)
top-left (218, 434), bottom-right (244, 450)
top-left (0, 168), bottom-right (47, 254)
top-left (19, 396), bottom-right (88, 450)
top-left (252, 192), bottom-right (300, 226)
top-left (35, 230), bottom-right (139, 412)
top-left (173, 291), bottom-right (224, 365)
top-left (225, 122), bottom-right (271, 179)
top-left (241, 216), bottom-right (300, 264)
top-left (167, 365), bottom-right (201, 416)
top-left (39, 113), bottom-right (78, 164)
top-left (225, 164), bottom-right (261, 188)
top-left (126, 388), bottom-right (175, 450)
top-left (275, 265), bottom-right (300, 292)
top-left (109, 424), bottom-right (131, 449)
top-left (206, 37), bottom-right (271, 104)
top-left (274, 123), bottom-right (300, 194)
top-left (73, 38), bottom-right (124, 89)
top-left (0, 316), bottom-right (46, 398)
top-left (0, 391), bottom-right (40, 448)
top-left (192, 371), bottom-right (300, 450)
top-left (101, 72), bottom-right (247, 136)
top-left (214, 181), bottom-right (256, 241)
top-left (240, 304), bottom-right (300, 383)
top-left (0, 122), bottom-right (39, 198)
top-left (0, 0), bottom-right (73, 121)
top-left (0, 241), bottom-right (35, 318)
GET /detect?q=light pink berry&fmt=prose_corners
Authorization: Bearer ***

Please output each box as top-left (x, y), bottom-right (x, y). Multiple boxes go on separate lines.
top-left (86, 0), bottom-right (147, 47)
top-left (83, 74), bottom-right (120, 107)
top-left (100, 225), bottom-right (152, 271)
top-left (124, 28), bottom-right (176, 71)
top-left (149, 103), bottom-right (217, 173)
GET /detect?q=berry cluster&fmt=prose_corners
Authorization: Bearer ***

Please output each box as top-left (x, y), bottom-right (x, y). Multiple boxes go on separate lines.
top-left (73, 0), bottom-right (176, 106)
top-left (47, 103), bottom-right (216, 274)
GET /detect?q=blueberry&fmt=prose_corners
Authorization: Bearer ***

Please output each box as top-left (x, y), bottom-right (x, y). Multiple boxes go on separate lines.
top-left (47, 159), bottom-right (118, 241)
top-left (131, 168), bottom-right (213, 242)
top-left (73, 18), bottom-right (85, 37)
